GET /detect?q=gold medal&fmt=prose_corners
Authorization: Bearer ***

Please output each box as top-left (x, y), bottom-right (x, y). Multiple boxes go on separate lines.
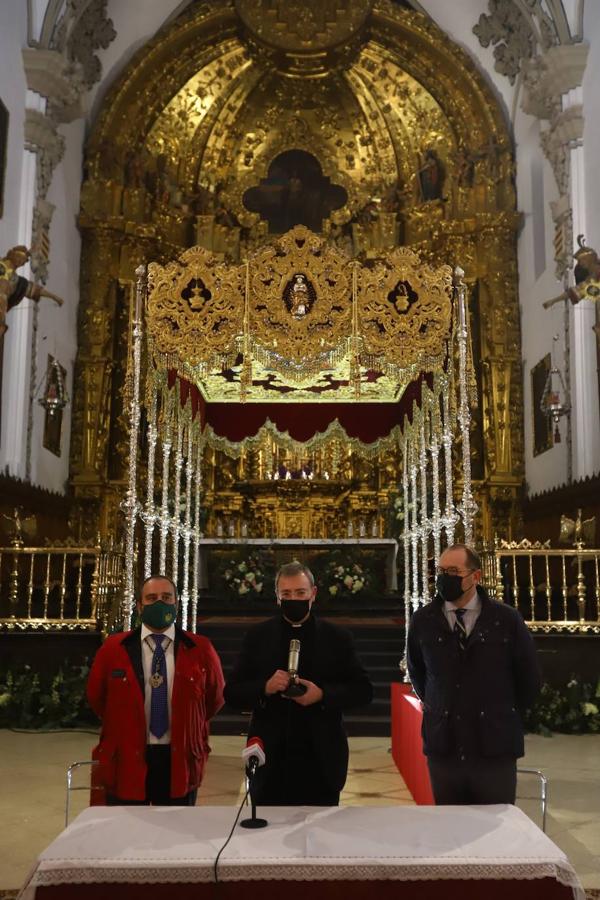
top-left (150, 672), bottom-right (164, 689)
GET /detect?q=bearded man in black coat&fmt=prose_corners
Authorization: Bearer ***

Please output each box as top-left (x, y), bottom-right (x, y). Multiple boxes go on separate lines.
top-left (224, 561), bottom-right (373, 806)
top-left (407, 543), bottom-right (541, 805)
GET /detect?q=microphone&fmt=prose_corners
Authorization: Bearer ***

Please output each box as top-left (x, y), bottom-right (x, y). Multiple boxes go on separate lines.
top-left (281, 639), bottom-right (307, 698)
top-left (242, 736), bottom-right (265, 778)
top-left (288, 638), bottom-right (300, 678)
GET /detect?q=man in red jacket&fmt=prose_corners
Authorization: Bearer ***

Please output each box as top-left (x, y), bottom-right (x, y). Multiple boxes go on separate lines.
top-left (87, 575), bottom-right (225, 805)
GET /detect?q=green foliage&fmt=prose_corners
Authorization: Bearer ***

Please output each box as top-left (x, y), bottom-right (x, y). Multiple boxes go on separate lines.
top-left (525, 677), bottom-right (600, 736)
top-left (0, 662), bottom-right (95, 729)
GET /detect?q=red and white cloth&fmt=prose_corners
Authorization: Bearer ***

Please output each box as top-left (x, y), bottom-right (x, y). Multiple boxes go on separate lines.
top-left (19, 804), bottom-right (583, 899)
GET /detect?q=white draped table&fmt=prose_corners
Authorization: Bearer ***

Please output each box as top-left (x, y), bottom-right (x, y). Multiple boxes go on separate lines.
top-left (19, 805), bottom-right (583, 900)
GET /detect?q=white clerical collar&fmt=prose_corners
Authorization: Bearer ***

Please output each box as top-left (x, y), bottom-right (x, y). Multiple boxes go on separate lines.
top-left (141, 623), bottom-right (176, 644)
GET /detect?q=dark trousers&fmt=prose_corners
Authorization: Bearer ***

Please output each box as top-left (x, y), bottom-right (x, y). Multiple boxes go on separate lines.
top-left (427, 755), bottom-right (517, 805)
top-left (107, 745), bottom-right (197, 806)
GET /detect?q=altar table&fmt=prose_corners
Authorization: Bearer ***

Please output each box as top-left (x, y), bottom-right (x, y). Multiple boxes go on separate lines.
top-left (199, 537), bottom-right (399, 591)
top-left (19, 804), bottom-right (583, 900)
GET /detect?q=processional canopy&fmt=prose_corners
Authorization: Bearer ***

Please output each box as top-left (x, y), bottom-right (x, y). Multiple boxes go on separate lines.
top-left (146, 226), bottom-right (453, 403)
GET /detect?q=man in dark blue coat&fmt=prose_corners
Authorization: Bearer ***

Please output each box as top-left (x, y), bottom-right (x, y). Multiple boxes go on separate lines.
top-left (407, 543), bottom-right (540, 804)
top-left (224, 561), bottom-right (373, 806)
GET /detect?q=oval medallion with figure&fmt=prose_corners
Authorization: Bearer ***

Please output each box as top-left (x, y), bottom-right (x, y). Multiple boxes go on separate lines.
top-left (284, 273), bottom-right (316, 319)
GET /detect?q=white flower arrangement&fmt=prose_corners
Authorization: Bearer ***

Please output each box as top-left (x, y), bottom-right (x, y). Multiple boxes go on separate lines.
top-left (223, 554), bottom-right (266, 597)
top-left (326, 560), bottom-right (370, 597)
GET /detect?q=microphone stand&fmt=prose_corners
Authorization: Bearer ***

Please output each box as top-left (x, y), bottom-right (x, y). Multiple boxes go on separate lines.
top-left (240, 795), bottom-right (268, 829)
top-left (240, 763), bottom-right (268, 829)
top-left (240, 756), bottom-right (269, 828)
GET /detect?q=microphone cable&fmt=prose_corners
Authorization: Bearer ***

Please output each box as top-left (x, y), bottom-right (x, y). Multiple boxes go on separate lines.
top-left (213, 781), bottom-right (251, 885)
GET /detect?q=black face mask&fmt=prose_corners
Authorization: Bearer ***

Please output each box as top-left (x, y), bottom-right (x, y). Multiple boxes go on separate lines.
top-left (281, 599), bottom-right (311, 624)
top-left (436, 573), bottom-right (467, 604)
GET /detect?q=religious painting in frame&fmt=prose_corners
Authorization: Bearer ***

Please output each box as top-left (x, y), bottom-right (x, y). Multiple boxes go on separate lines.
top-left (42, 356), bottom-right (67, 457)
top-left (531, 354), bottom-right (553, 456)
top-left (0, 97), bottom-right (8, 219)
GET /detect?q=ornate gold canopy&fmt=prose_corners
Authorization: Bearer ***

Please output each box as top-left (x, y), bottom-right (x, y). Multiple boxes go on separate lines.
top-left (146, 226), bottom-right (453, 401)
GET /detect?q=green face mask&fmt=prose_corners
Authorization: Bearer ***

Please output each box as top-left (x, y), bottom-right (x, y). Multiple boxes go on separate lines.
top-left (140, 601), bottom-right (176, 630)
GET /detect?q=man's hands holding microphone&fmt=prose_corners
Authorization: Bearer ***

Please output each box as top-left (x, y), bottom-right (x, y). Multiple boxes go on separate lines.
top-left (264, 670), bottom-right (290, 695)
top-left (265, 670), bottom-right (323, 706)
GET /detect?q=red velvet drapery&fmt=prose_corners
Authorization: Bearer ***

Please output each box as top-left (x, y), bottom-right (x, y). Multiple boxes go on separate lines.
top-left (167, 371), bottom-right (430, 442)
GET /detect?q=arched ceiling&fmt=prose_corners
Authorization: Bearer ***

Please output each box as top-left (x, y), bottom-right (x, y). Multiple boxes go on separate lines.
top-left (87, 0), bottom-right (509, 231)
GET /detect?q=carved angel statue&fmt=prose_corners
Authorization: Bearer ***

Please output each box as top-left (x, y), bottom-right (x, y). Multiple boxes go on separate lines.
top-left (543, 235), bottom-right (600, 310)
top-left (0, 246), bottom-right (63, 338)
top-left (559, 508), bottom-right (596, 547)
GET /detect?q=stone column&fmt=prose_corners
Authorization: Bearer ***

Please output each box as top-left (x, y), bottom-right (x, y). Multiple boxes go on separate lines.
top-left (567, 90), bottom-right (600, 478)
top-left (0, 93), bottom-right (44, 479)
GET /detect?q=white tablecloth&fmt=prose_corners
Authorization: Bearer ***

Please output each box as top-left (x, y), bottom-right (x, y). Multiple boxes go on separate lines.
top-left (19, 804), bottom-right (584, 899)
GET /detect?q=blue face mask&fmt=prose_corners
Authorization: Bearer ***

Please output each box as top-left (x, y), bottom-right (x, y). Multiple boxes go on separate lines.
top-left (140, 601), bottom-right (176, 630)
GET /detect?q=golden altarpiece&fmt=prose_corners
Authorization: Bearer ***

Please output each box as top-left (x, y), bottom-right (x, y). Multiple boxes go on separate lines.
top-left (69, 0), bottom-right (524, 578)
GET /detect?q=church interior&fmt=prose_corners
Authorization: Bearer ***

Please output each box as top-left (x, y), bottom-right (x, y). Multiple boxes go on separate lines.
top-left (0, 0), bottom-right (599, 897)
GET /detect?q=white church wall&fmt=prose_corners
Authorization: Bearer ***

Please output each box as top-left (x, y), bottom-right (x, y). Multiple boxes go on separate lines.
top-left (423, 0), bottom-right (571, 495)
top-left (21, 1), bottom-right (186, 491)
top-left (1, 0), bottom-right (223, 493)
top-left (1, 0), bottom-right (116, 491)
top-left (575, 0), bottom-right (600, 480)
top-left (583, 3), bottom-right (600, 243)
top-left (420, 0), bottom-right (515, 118)
top-left (0, 4), bottom-right (27, 256)
top-left (0, 2), bottom-right (29, 473)
top-left (89, 0), bottom-right (185, 124)
top-left (514, 114), bottom-right (570, 495)
top-left (426, 1), bottom-right (600, 496)
top-left (582, 3), bottom-right (600, 305)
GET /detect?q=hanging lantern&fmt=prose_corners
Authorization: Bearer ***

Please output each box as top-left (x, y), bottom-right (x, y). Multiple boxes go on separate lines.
top-left (540, 336), bottom-right (570, 444)
top-left (38, 358), bottom-right (69, 418)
